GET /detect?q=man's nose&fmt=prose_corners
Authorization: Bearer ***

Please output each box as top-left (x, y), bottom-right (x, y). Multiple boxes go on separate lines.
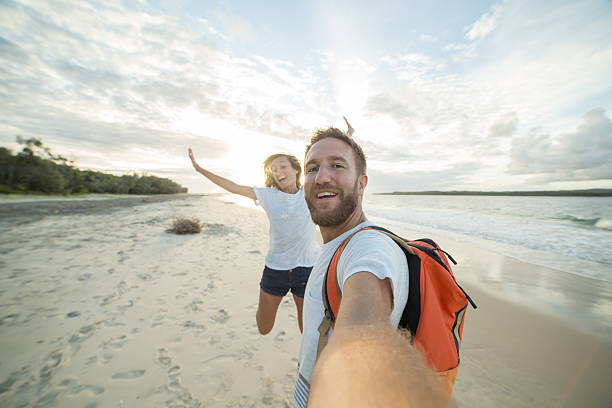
top-left (315, 166), bottom-right (331, 184)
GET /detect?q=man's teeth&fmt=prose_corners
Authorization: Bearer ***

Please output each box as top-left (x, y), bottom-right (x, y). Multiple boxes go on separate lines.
top-left (317, 192), bottom-right (337, 198)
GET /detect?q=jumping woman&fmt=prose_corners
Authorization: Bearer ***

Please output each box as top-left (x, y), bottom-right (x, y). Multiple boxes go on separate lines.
top-left (188, 149), bottom-right (320, 335)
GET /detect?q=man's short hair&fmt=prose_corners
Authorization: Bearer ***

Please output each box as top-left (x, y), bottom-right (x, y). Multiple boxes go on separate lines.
top-left (305, 127), bottom-right (367, 175)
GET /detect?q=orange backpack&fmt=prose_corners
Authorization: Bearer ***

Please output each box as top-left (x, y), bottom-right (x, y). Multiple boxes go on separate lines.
top-left (316, 225), bottom-right (477, 395)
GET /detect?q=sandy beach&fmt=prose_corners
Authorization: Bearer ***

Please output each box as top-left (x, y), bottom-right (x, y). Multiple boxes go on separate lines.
top-left (1, 194), bottom-right (611, 407)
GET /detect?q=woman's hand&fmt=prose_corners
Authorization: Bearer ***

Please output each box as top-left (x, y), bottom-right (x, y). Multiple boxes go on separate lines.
top-left (187, 148), bottom-right (256, 200)
top-left (188, 148), bottom-right (200, 170)
top-left (343, 116), bottom-right (354, 137)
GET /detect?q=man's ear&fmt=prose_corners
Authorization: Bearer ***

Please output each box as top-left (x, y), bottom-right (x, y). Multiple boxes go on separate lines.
top-left (358, 174), bottom-right (368, 194)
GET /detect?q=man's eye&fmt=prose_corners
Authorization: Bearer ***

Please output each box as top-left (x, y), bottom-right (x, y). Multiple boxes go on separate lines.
top-left (306, 166), bottom-right (318, 173)
top-left (332, 164), bottom-right (344, 169)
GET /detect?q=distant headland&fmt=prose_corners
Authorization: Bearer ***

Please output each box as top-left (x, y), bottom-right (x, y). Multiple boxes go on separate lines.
top-left (375, 189), bottom-right (612, 197)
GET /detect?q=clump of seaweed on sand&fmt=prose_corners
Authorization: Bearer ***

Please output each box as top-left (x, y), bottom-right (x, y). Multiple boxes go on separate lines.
top-left (166, 217), bottom-right (202, 234)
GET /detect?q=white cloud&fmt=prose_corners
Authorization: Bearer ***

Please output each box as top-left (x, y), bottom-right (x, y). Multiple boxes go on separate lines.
top-left (419, 33), bottom-right (437, 43)
top-left (508, 108), bottom-right (612, 182)
top-left (213, 8), bottom-right (258, 43)
top-left (489, 113), bottom-right (518, 139)
top-left (465, 2), bottom-right (503, 40)
top-left (443, 2), bottom-right (503, 61)
top-left (443, 42), bottom-right (477, 61)
top-left (379, 53), bottom-right (441, 81)
top-left (198, 18), bottom-right (230, 41)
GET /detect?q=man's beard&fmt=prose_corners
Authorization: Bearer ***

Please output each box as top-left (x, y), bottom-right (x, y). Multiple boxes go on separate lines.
top-left (306, 181), bottom-right (359, 227)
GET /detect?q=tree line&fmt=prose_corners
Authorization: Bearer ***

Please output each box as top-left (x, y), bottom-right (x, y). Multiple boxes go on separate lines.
top-left (0, 137), bottom-right (187, 195)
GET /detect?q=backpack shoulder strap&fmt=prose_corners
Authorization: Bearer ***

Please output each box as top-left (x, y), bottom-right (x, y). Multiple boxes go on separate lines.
top-left (366, 225), bottom-right (416, 256)
top-left (323, 226), bottom-right (415, 322)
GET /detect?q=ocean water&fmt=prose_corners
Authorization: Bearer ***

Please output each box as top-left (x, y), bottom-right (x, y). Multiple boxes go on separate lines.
top-left (363, 194), bottom-right (612, 283)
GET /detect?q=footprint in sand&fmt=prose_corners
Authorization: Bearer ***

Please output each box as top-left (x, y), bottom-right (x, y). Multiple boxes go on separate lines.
top-left (157, 352), bottom-right (202, 405)
top-left (0, 313), bottom-right (20, 326)
top-left (202, 281), bottom-right (216, 296)
top-left (58, 378), bottom-right (77, 387)
top-left (274, 330), bottom-right (286, 346)
top-left (98, 294), bottom-right (116, 307)
top-left (185, 299), bottom-right (203, 312)
top-left (209, 309), bottom-right (230, 324)
top-left (0, 371), bottom-right (18, 395)
top-left (155, 350), bottom-right (185, 393)
top-left (117, 250), bottom-right (127, 263)
top-left (34, 390), bottom-right (63, 407)
top-left (167, 365), bottom-right (183, 392)
top-left (181, 320), bottom-right (206, 331)
top-left (102, 335), bottom-right (128, 356)
top-left (238, 345), bottom-right (254, 361)
top-left (69, 322), bottom-right (101, 345)
top-left (117, 300), bottom-right (134, 311)
top-left (111, 369), bottom-right (145, 380)
top-left (39, 350), bottom-right (66, 387)
top-left (69, 384), bottom-right (105, 396)
top-left (117, 280), bottom-right (126, 294)
top-left (78, 272), bottom-right (92, 281)
top-left (156, 348), bottom-right (172, 368)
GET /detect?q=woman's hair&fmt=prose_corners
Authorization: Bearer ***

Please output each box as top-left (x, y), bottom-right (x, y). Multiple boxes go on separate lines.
top-left (263, 153), bottom-right (302, 190)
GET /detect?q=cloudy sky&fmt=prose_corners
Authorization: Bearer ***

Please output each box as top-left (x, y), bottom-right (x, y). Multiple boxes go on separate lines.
top-left (1, 0), bottom-right (611, 193)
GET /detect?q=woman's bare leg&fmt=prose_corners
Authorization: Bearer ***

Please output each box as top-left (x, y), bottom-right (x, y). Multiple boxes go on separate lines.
top-left (256, 289), bottom-right (283, 335)
top-left (292, 294), bottom-right (304, 333)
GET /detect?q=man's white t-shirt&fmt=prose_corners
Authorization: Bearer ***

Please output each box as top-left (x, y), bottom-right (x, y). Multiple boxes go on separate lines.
top-left (293, 221), bottom-right (409, 408)
top-left (253, 187), bottom-right (320, 270)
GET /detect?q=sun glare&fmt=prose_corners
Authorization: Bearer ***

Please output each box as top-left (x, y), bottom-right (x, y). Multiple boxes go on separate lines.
top-left (173, 105), bottom-right (307, 189)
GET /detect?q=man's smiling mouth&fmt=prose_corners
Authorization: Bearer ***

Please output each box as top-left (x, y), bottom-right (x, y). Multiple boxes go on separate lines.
top-left (316, 191), bottom-right (337, 199)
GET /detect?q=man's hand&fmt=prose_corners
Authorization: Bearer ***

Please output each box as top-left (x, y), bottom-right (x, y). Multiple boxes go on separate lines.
top-left (308, 325), bottom-right (451, 407)
top-left (343, 116), bottom-right (354, 137)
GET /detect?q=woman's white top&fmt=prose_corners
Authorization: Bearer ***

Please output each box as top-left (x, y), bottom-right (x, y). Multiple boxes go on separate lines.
top-left (253, 186), bottom-right (320, 270)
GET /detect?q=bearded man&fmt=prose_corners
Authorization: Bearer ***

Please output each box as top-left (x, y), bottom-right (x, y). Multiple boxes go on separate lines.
top-left (294, 126), bottom-right (449, 407)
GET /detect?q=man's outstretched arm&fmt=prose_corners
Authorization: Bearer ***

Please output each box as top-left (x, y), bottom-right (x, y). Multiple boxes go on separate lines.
top-left (308, 272), bottom-right (451, 408)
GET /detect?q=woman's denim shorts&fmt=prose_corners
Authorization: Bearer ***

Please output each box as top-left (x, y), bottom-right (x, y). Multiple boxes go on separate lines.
top-left (260, 265), bottom-right (313, 298)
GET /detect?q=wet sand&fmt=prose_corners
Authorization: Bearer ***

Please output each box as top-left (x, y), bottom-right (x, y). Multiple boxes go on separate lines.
top-left (1, 194), bottom-right (611, 407)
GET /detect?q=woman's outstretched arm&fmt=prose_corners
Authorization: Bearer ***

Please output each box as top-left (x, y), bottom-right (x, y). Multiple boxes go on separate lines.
top-left (343, 116), bottom-right (354, 137)
top-left (188, 148), bottom-right (256, 200)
